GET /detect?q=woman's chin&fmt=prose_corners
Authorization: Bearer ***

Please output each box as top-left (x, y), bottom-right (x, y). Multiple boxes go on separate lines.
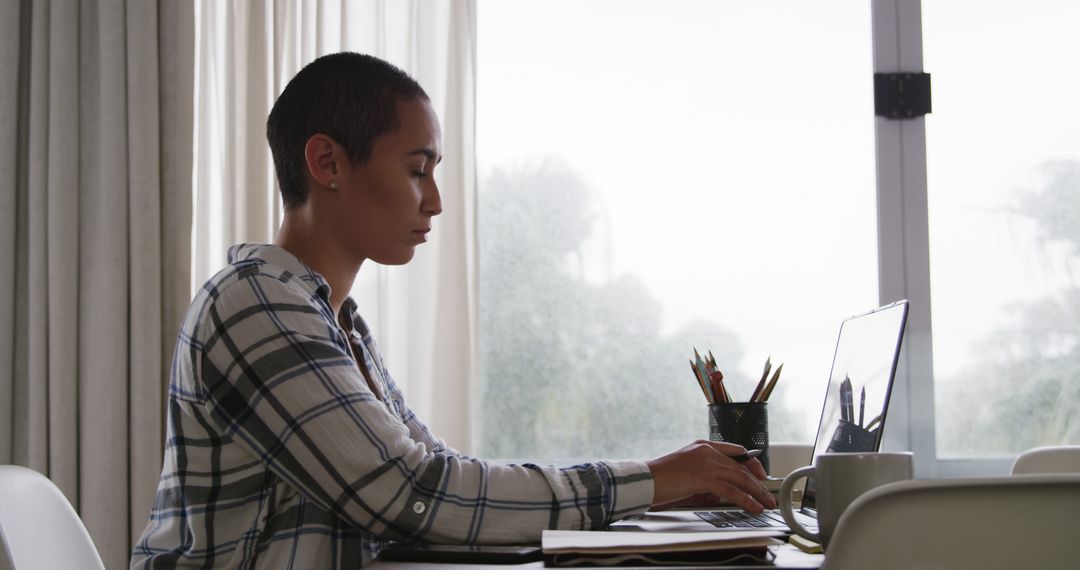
top-left (372, 248), bottom-right (416, 266)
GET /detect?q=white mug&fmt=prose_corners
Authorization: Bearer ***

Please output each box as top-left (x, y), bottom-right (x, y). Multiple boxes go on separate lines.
top-left (779, 452), bottom-right (913, 549)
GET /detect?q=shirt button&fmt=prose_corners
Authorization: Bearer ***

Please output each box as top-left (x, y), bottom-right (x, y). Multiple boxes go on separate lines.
top-left (412, 501), bottom-right (427, 515)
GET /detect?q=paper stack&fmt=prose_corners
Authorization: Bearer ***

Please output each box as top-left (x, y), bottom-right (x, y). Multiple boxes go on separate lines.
top-left (541, 530), bottom-right (783, 566)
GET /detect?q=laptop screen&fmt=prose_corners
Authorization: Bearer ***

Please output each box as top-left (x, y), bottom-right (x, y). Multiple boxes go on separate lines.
top-left (801, 300), bottom-right (909, 513)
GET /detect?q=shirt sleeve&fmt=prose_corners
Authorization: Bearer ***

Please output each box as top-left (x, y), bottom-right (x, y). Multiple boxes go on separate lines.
top-left (380, 372), bottom-right (454, 455)
top-left (197, 271), bottom-right (655, 544)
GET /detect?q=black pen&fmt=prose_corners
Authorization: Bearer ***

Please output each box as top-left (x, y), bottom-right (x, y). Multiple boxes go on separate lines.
top-left (732, 449), bottom-right (762, 463)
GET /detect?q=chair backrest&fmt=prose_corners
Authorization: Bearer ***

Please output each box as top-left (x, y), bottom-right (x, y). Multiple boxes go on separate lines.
top-left (0, 465), bottom-right (105, 570)
top-left (1011, 445), bottom-right (1080, 475)
top-left (822, 475), bottom-right (1080, 570)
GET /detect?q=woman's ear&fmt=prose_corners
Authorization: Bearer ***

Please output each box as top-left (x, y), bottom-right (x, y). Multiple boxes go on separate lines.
top-left (304, 134), bottom-right (341, 190)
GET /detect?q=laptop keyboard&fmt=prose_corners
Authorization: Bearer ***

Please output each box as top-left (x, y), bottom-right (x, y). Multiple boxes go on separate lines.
top-left (694, 509), bottom-right (791, 529)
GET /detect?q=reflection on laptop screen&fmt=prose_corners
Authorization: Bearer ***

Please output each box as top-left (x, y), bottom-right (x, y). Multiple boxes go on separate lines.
top-left (802, 300), bottom-right (908, 513)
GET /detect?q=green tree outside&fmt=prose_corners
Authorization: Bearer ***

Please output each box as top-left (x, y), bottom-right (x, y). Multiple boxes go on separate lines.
top-left (477, 160), bottom-right (804, 461)
top-left (937, 160), bottom-right (1080, 455)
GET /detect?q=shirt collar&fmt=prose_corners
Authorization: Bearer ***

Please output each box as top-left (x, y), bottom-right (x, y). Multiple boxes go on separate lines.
top-left (226, 243), bottom-right (364, 326)
top-left (227, 242), bottom-right (331, 298)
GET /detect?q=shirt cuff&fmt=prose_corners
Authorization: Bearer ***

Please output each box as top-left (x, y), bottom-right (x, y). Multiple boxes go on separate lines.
top-left (600, 460), bottom-right (654, 523)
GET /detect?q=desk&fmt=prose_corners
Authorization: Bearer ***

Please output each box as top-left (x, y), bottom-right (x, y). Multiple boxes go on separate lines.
top-left (370, 542), bottom-right (823, 570)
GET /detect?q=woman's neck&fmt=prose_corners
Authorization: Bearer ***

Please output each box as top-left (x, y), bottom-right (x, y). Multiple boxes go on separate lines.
top-left (274, 213), bottom-right (362, 318)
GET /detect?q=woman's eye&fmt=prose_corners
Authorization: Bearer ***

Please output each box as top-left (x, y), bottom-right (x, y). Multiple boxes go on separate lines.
top-left (412, 170), bottom-right (427, 178)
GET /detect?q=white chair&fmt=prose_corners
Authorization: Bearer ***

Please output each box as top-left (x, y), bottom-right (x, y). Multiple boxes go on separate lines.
top-left (0, 465), bottom-right (105, 570)
top-left (821, 475), bottom-right (1080, 570)
top-left (767, 442), bottom-right (813, 478)
top-left (1011, 445), bottom-right (1080, 475)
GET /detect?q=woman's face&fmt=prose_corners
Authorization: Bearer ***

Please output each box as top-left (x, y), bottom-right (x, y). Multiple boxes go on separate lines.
top-left (334, 97), bottom-right (443, 265)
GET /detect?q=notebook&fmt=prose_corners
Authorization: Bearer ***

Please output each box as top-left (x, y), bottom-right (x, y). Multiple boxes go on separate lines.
top-left (615, 300), bottom-right (910, 534)
top-left (541, 530), bottom-right (783, 566)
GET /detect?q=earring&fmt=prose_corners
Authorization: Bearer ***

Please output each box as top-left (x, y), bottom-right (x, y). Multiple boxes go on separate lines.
top-left (329, 180), bottom-right (338, 189)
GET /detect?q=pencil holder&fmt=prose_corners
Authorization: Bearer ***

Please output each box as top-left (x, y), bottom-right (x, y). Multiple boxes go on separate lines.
top-left (708, 403), bottom-right (770, 474)
top-left (825, 419), bottom-right (878, 453)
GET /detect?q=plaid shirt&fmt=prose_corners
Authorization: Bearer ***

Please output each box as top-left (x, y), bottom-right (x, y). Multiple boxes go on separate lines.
top-left (131, 244), bottom-right (653, 569)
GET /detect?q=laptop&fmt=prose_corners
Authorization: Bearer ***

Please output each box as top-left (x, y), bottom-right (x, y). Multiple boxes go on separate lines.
top-left (617, 300), bottom-right (909, 533)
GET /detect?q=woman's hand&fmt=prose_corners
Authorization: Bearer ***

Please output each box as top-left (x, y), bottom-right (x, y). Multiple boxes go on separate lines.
top-left (645, 440), bottom-right (776, 513)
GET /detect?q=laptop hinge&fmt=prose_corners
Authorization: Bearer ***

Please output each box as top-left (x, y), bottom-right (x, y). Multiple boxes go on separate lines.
top-left (874, 72), bottom-right (932, 119)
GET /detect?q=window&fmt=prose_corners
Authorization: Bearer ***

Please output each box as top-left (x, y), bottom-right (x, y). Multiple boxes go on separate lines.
top-left (476, 0), bottom-right (878, 461)
top-left (923, 0), bottom-right (1080, 457)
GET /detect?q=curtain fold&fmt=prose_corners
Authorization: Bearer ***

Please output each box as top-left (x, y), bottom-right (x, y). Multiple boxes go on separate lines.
top-left (0, 0), bottom-right (22, 471)
top-left (0, 1), bottom-right (194, 568)
top-left (427, 0), bottom-right (478, 453)
top-left (194, 0), bottom-right (479, 453)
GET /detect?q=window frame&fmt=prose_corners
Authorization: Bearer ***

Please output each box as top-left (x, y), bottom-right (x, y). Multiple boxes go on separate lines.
top-left (472, 0), bottom-right (1026, 475)
top-left (871, 0), bottom-right (1014, 477)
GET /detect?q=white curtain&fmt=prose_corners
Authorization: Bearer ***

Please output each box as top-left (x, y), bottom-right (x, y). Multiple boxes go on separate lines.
top-left (0, 1), bottom-right (194, 568)
top-left (193, 0), bottom-right (479, 452)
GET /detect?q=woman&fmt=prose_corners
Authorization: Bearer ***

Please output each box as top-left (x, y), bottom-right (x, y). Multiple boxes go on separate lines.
top-left (131, 52), bottom-right (774, 569)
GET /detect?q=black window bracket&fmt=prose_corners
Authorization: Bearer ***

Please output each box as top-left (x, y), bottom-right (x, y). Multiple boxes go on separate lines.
top-left (874, 72), bottom-right (932, 119)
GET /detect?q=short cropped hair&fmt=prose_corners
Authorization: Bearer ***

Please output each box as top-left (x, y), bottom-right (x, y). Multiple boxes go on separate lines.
top-left (266, 52), bottom-right (428, 209)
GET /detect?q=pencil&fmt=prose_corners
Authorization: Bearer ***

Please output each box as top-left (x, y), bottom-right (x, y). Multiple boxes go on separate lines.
top-left (759, 363), bottom-right (783, 402)
top-left (690, 360), bottom-right (713, 403)
top-left (703, 357), bottom-right (721, 402)
top-left (749, 356), bottom-right (772, 403)
top-left (709, 369), bottom-right (729, 403)
top-left (693, 350), bottom-right (714, 400)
